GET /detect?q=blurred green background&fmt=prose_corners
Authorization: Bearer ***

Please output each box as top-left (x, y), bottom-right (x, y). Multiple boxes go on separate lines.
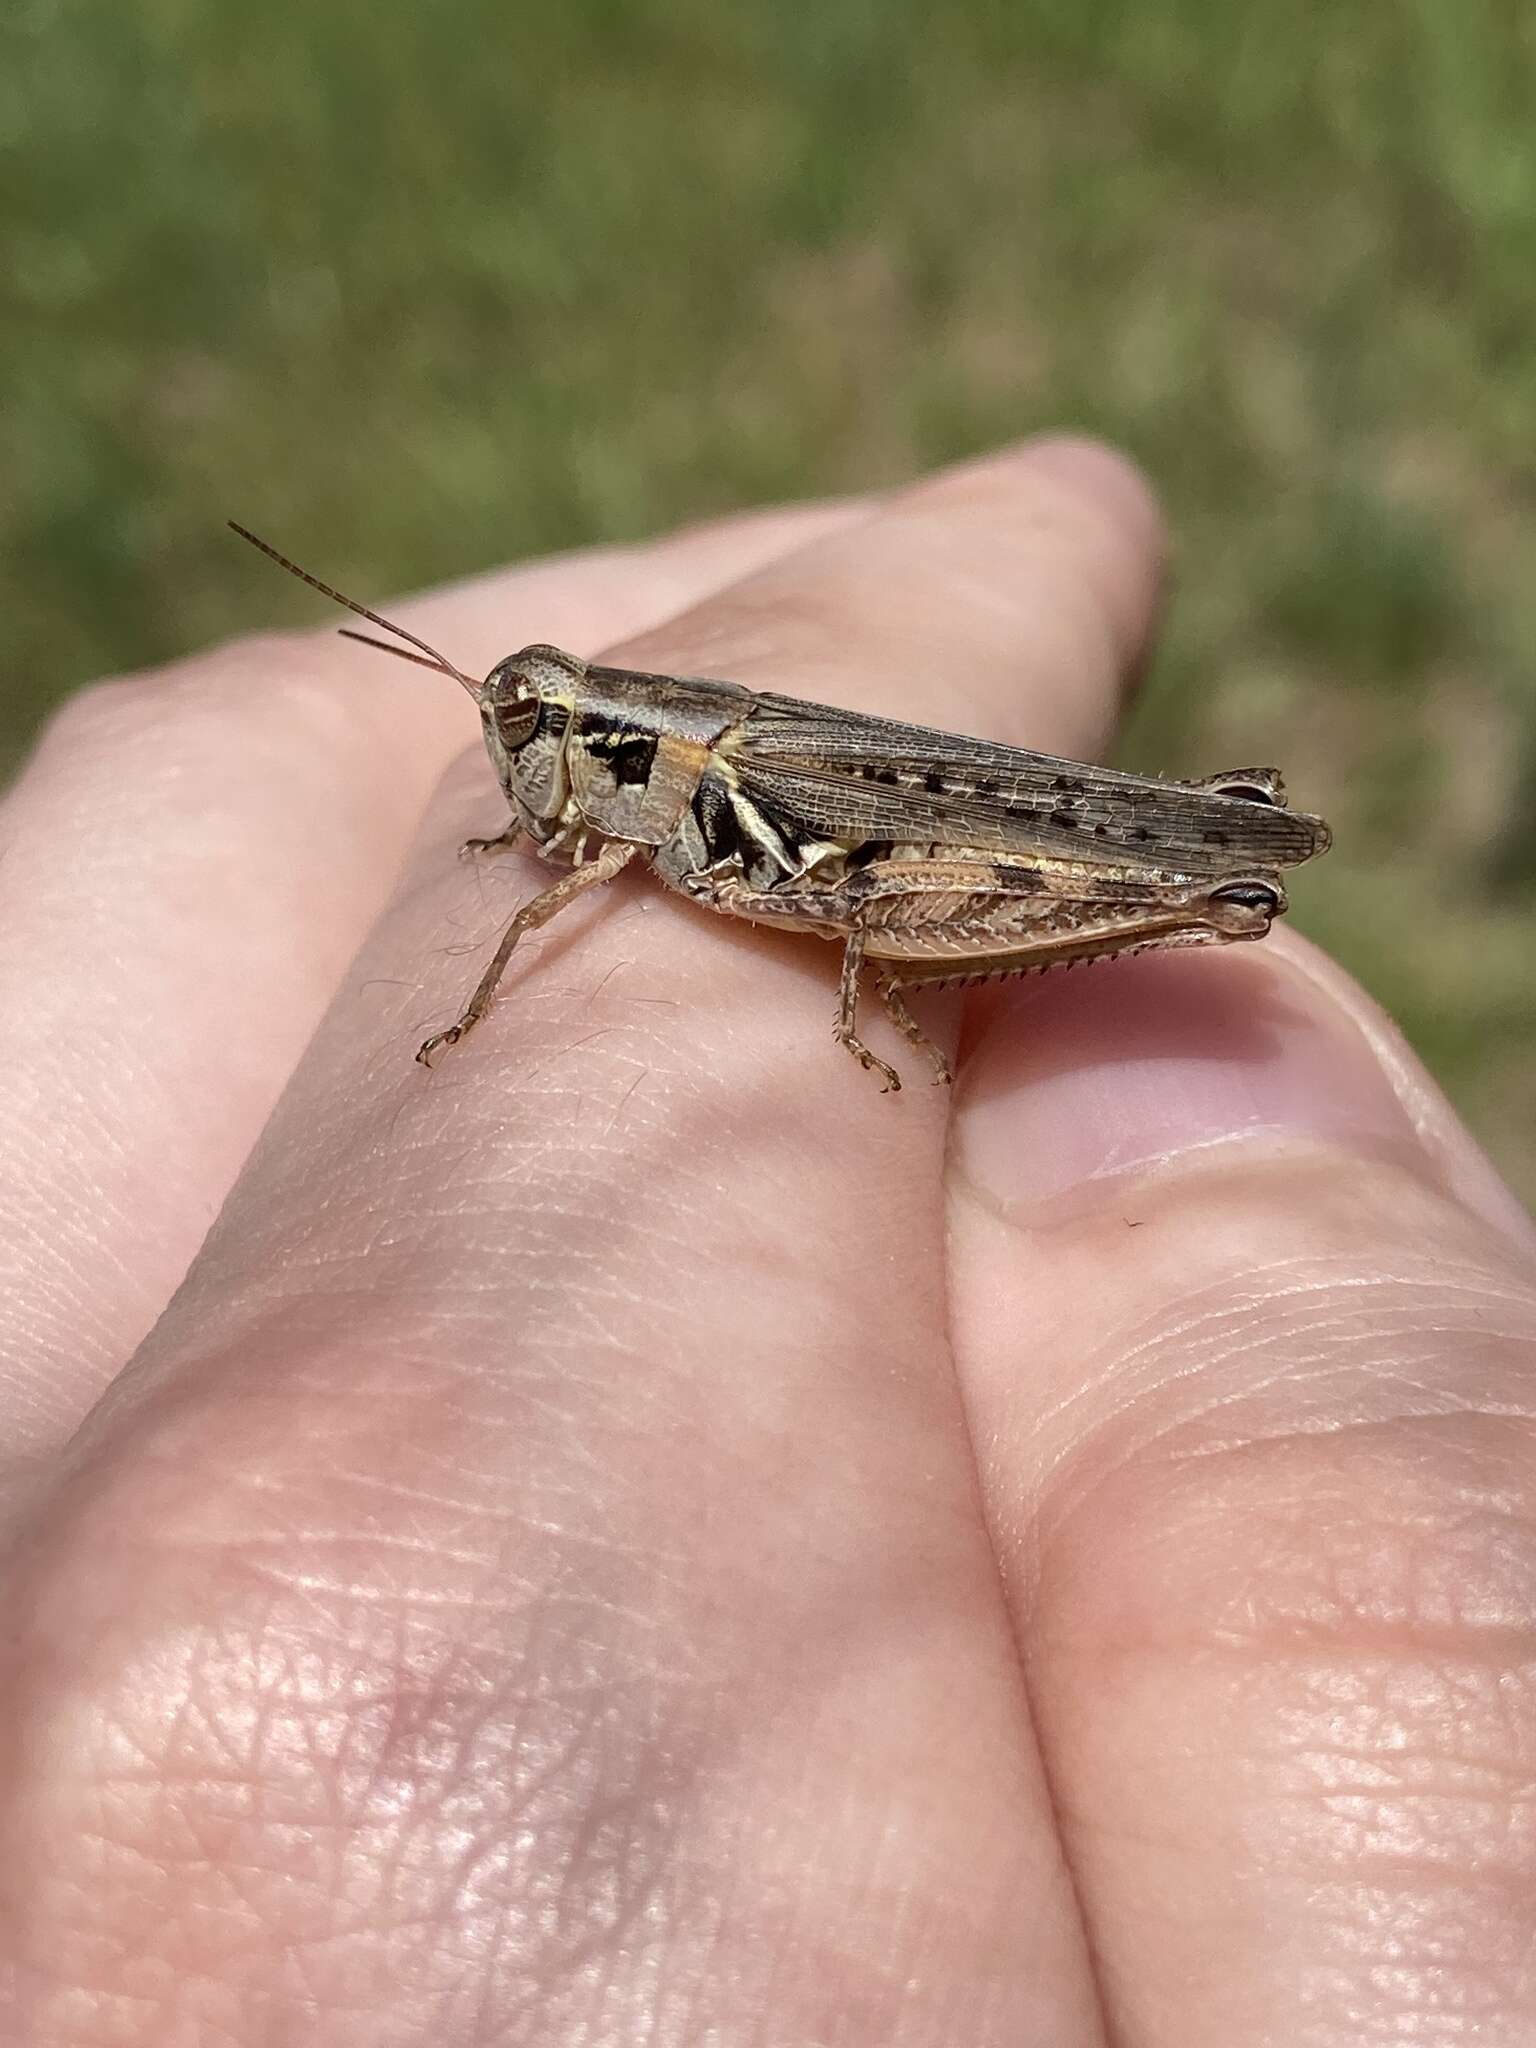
top-left (4, 1), bottom-right (1533, 1195)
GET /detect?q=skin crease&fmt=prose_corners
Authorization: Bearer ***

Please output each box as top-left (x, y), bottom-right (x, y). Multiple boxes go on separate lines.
top-left (0, 441), bottom-right (1533, 2046)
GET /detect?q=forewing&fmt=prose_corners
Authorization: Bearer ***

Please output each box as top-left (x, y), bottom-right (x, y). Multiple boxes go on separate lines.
top-left (725, 691), bottom-right (1330, 873)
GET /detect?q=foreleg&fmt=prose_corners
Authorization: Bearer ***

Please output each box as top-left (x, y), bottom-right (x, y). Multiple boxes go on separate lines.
top-left (418, 838), bottom-right (637, 1064)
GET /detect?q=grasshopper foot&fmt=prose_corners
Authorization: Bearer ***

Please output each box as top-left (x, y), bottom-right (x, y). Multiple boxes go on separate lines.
top-left (833, 1026), bottom-right (903, 1094)
top-left (876, 979), bottom-right (951, 1086)
top-left (459, 825), bottom-right (522, 862)
top-left (416, 1023), bottom-right (466, 1066)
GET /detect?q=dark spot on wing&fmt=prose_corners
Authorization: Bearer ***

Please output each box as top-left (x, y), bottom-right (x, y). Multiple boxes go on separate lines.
top-left (847, 839), bottom-right (895, 869)
top-left (1050, 812), bottom-right (1079, 830)
top-left (922, 767), bottom-right (945, 795)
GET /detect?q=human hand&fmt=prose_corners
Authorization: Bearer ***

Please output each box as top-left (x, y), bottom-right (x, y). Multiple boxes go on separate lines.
top-left (3, 442), bottom-right (1533, 2046)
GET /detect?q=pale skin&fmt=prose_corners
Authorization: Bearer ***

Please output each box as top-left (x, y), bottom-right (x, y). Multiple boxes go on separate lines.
top-left (1, 440), bottom-right (1534, 2046)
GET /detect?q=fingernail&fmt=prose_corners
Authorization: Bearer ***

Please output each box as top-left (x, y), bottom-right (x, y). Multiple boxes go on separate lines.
top-left (953, 947), bottom-right (1426, 1220)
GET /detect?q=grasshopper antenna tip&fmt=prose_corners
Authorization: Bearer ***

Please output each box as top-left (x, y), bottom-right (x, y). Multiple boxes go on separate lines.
top-left (227, 520), bottom-right (482, 698)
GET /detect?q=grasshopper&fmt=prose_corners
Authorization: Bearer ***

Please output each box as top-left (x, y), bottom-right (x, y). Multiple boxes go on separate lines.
top-left (232, 524), bottom-right (1332, 1091)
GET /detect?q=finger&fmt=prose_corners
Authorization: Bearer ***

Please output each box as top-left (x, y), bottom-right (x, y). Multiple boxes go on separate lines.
top-left (0, 496), bottom-right (864, 1472)
top-left (5, 441), bottom-right (1164, 2041)
top-left (614, 432), bottom-right (1162, 752)
top-left (946, 931), bottom-right (1536, 2045)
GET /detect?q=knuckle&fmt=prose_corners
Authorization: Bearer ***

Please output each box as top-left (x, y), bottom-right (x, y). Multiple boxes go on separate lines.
top-left (36, 629), bottom-right (349, 771)
top-left (34, 669), bottom-right (157, 755)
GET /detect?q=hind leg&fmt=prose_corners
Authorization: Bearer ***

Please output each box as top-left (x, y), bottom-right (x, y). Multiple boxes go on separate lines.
top-left (875, 977), bottom-right (952, 1086)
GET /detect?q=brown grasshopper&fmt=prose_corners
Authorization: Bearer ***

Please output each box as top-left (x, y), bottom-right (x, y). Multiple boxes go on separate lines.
top-left (232, 524), bottom-right (1332, 1091)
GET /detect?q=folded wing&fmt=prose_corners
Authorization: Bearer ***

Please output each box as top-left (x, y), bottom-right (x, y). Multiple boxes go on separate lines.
top-left (724, 691), bottom-right (1331, 875)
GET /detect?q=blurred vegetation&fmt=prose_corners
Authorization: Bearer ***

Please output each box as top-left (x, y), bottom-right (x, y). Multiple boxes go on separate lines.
top-left (3, 0), bottom-right (1533, 1196)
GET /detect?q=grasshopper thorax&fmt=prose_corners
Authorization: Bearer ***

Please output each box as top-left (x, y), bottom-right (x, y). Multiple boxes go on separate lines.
top-left (478, 643), bottom-right (585, 832)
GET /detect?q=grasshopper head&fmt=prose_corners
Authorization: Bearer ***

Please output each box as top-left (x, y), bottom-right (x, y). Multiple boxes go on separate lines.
top-left (224, 529), bottom-right (586, 838)
top-left (478, 643), bottom-right (585, 829)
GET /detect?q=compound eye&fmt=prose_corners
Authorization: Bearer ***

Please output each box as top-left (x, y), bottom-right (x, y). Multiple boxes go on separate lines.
top-left (497, 694), bottom-right (539, 748)
top-left (484, 659), bottom-right (541, 746)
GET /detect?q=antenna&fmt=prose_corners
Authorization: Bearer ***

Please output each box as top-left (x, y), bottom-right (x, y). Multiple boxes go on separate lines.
top-left (337, 627), bottom-right (464, 675)
top-left (227, 521), bottom-right (481, 698)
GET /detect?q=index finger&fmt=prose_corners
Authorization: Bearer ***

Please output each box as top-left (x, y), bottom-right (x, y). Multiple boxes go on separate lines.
top-left (7, 439), bottom-right (1165, 2043)
top-left (0, 496), bottom-right (864, 1478)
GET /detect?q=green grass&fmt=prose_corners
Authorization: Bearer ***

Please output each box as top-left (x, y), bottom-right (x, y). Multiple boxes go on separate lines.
top-left (4, 0), bottom-right (1534, 1198)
